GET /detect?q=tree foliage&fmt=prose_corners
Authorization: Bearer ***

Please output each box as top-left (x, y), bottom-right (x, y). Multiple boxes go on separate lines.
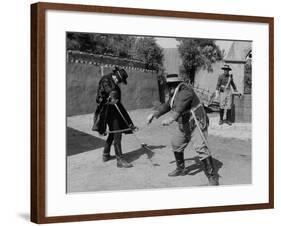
top-left (66, 33), bottom-right (163, 70)
top-left (66, 33), bottom-right (136, 58)
top-left (177, 39), bottom-right (223, 84)
top-left (133, 37), bottom-right (164, 71)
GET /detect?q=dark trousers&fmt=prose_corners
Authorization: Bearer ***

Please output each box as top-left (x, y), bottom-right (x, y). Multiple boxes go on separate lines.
top-left (106, 133), bottom-right (122, 147)
top-left (103, 132), bottom-right (122, 156)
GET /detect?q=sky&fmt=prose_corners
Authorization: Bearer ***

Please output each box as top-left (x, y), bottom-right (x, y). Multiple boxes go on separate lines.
top-left (155, 37), bottom-right (179, 48)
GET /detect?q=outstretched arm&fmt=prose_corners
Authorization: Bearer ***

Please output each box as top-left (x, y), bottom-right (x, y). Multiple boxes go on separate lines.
top-left (161, 89), bottom-right (193, 126)
top-left (147, 101), bottom-right (171, 124)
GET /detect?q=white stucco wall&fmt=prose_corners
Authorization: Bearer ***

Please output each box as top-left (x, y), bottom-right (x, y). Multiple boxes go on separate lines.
top-left (194, 61), bottom-right (223, 93)
top-left (195, 61), bottom-right (245, 94)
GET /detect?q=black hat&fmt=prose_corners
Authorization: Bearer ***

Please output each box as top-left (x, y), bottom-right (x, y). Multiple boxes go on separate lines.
top-left (221, 64), bottom-right (232, 71)
top-left (113, 67), bottom-right (128, 85)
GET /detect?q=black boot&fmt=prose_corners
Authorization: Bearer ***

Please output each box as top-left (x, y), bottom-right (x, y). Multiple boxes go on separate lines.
top-left (168, 152), bottom-right (185, 177)
top-left (103, 134), bottom-right (114, 162)
top-left (226, 109), bottom-right (232, 126)
top-left (219, 109), bottom-right (224, 125)
top-left (202, 156), bottom-right (219, 186)
top-left (114, 143), bottom-right (133, 168)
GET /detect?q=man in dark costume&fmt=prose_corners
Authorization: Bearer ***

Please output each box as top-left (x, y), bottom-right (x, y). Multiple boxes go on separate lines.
top-left (92, 67), bottom-right (135, 168)
top-left (147, 78), bottom-right (219, 186)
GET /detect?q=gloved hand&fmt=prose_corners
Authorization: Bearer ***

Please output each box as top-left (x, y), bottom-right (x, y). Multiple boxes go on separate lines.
top-left (129, 124), bottom-right (138, 132)
top-left (162, 117), bottom-right (174, 126)
top-left (108, 90), bottom-right (120, 104)
top-left (108, 97), bottom-right (119, 104)
top-left (146, 113), bottom-right (155, 125)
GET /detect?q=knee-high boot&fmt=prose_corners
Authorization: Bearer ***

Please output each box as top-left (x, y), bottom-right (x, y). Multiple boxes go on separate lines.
top-left (201, 156), bottom-right (219, 186)
top-left (168, 152), bottom-right (185, 177)
top-left (226, 109), bottom-right (232, 125)
top-left (219, 109), bottom-right (224, 125)
top-left (114, 143), bottom-right (133, 168)
top-left (102, 142), bottom-right (112, 162)
top-left (102, 134), bottom-right (113, 162)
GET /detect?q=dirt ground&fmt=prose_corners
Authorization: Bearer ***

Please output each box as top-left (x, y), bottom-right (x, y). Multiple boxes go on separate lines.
top-left (67, 108), bottom-right (251, 193)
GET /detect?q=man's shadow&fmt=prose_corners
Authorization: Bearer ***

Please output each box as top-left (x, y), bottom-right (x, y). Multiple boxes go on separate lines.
top-left (67, 127), bottom-right (105, 156)
top-left (123, 145), bottom-right (166, 165)
top-left (170, 156), bottom-right (223, 178)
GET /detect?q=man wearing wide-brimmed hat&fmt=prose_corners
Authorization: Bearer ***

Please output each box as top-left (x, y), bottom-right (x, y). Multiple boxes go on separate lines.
top-left (215, 64), bottom-right (238, 125)
top-left (146, 75), bottom-right (219, 186)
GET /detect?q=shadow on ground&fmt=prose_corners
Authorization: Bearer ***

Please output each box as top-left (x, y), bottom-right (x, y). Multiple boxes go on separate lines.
top-left (67, 127), bottom-right (105, 156)
top-left (124, 145), bottom-right (166, 164)
top-left (170, 156), bottom-right (223, 178)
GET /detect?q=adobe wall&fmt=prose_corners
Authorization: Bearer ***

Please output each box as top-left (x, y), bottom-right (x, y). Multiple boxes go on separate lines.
top-left (66, 63), bottom-right (159, 116)
top-left (194, 61), bottom-right (244, 94)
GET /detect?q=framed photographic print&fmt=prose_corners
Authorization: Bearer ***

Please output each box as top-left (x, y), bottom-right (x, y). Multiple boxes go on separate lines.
top-left (31, 2), bottom-right (274, 223)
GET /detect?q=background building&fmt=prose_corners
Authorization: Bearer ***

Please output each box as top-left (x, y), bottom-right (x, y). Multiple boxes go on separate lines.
top-left (194, 41), bottom-right (252, 122)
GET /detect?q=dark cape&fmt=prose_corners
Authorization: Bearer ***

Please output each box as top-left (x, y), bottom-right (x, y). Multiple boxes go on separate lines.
top-left (92, 73), bottom-right (134, 135)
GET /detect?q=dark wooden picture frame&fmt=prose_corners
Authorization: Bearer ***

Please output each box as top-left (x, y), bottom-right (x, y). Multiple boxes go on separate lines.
top-left (31, 2), bottom-right (274, 224)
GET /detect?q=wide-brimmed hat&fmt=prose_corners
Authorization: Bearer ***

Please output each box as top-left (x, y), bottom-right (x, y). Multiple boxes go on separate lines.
top-left (166, 74), bottom-right (183, 83)
top-left (221, 64), bottom-right (232, 71)
top-left (113, 67), bottom-right (128, 84)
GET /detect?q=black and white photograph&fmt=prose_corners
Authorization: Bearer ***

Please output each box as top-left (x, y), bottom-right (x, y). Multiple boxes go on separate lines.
top-left (66, 33), bottom-right (252, 193)
top-left (1, 0), bottom-right (278, 224)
